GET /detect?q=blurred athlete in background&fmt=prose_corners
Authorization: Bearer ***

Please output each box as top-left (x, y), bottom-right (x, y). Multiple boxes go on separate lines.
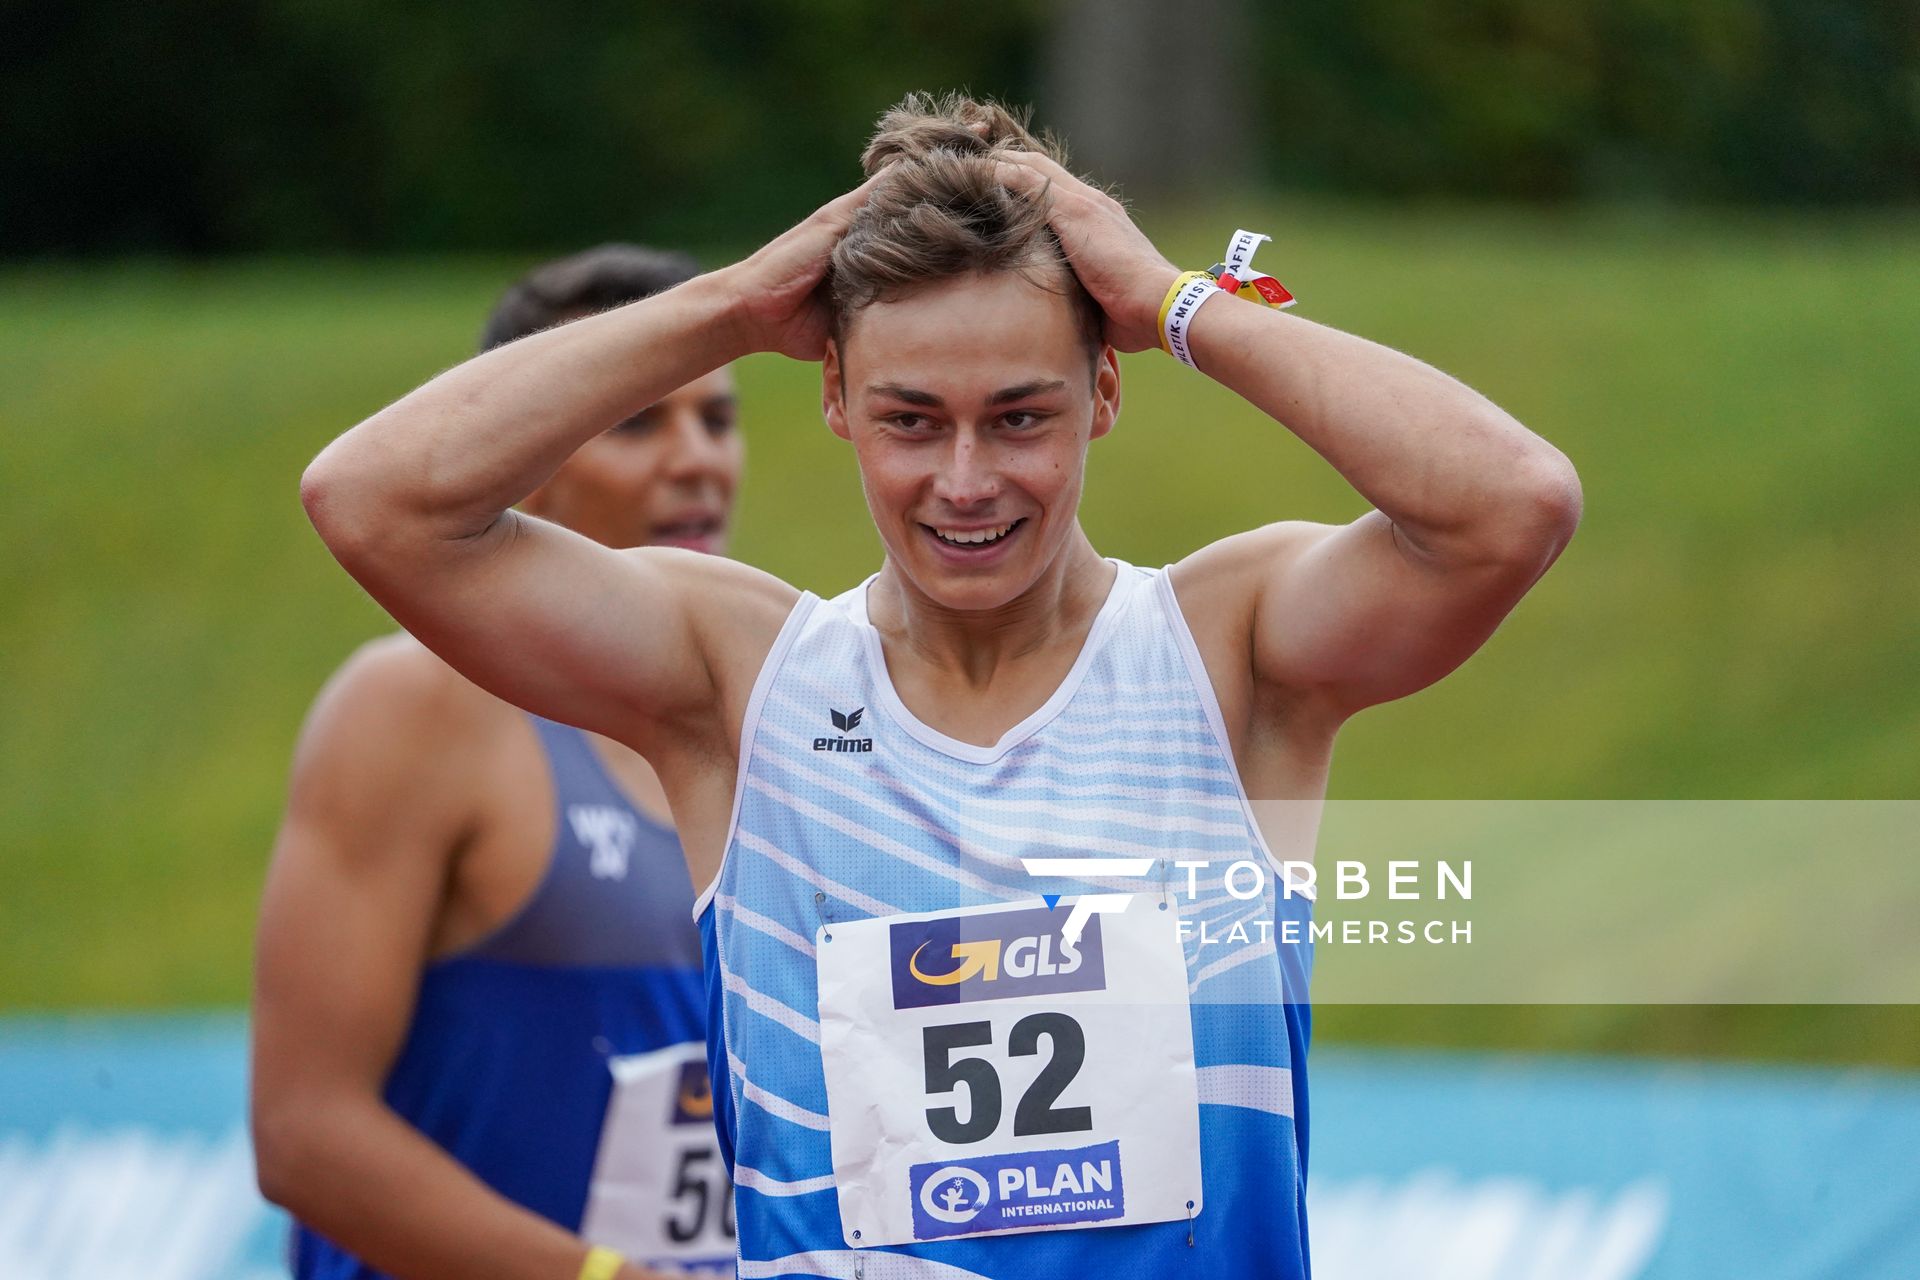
top-left (252, 245), bottom-right (742, 1280)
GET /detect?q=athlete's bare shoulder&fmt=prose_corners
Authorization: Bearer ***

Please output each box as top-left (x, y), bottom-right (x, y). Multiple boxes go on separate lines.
top-left (321, 631), bottom-right (501, 724)
top-left (1166, 522), bottom-right (1349, 757)
top-left (1169, 521), bottom-right (1332, 640)
top-left (296, 632), bottom-right (506, 786)
top-left (628, 547), bottom-right (805, 710)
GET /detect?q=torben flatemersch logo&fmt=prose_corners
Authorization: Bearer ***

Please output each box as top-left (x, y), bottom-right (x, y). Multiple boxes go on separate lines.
top-left (813, 706), bottom-right (873, 753)
top-left (1020, 857), bottom-right (1154, 944)
top-left (889, 905), bottom-right (1106, 1010)
top-left (1026, 855), bottom-right (1476, 949)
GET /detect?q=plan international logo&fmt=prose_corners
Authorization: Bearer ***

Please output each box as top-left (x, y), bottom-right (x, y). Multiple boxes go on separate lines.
top-left (888, 905), bottom-right (1107, 1009)
top-left (908, 1140), bottom-right (1125, 1240)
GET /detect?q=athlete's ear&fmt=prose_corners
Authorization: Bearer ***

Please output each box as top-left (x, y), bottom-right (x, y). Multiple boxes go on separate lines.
top-left (822, 339), bottom-right (852, 442)
top-left (1089, 344), bottom-right (1121, 441)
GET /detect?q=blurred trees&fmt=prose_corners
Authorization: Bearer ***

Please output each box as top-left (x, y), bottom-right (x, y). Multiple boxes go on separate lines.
top-left (4, 0), bottom-right (1915, 254)
top-left (2, 0), bottom-right (1045, 252)
top-left (1249, 0), bottom-right (1920, 203)
top-left (1041, 0), bottom-right (1252, 199)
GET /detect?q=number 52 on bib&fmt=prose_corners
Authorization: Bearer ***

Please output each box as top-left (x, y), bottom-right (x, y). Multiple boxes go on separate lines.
top-left (816, 898), bottom-right (1202, 1248)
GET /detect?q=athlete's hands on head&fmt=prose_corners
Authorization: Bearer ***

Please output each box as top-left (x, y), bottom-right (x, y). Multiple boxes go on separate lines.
top-left (993, 152), bottom-right (1181, 353)
top-left (720, 167), bottom-right (892, 361)
top-left (719, 151), bottom-right (1180, 360)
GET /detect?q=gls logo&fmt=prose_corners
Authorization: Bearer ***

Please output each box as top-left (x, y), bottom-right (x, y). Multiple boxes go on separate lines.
top-left (889, 905), bottom-right (1107, 1009)
top-left (813, 706), bottom-right (874, 754)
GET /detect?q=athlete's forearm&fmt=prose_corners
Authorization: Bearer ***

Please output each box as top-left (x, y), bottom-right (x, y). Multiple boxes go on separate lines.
top-left (1188, 300), bottom-right (1580, 565)
top-left (302, 270), bottom-right (754, 553)
top-left (256, 1093), bottom-right (658, 1280)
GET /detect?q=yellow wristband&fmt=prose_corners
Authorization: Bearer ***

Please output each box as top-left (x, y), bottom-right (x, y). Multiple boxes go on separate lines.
top-left (579, 1246), bottom-right (624, 1280)
top-left (1157, 270), bottom-right (1216, 354)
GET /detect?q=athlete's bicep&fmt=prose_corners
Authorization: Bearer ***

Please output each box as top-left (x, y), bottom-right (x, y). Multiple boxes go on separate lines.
top-left (254, 818), bottom-right (444, 1099)
top-left (1275, 513), bottom-right (1569, 711)
top-left (251, 646), bottom-right (474, 1113)
top-left (1185, 517), bottom-right (1556, 717)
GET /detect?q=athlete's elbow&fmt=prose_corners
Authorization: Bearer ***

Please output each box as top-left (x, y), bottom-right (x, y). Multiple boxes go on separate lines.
top-left (252, 1149), bottom-right (298, 1213)
top-left (1482, 446), bottom-right (1582, 571)
top-left (252, 1085), bottom-right (374, 1215)
top-left (301, 430), bottom-right (425, 573)
top-left (250, 1095), bottom-right (315, 1210)
top-left (1524, 447), bottom-right (1583, 551)
top-left (302, 438), bottom-right (375, 557)
top-left (299, 449), bottom-right (348, 549)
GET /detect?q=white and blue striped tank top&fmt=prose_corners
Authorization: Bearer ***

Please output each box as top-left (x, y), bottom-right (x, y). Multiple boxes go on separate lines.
top-left (696, 560), bottom-right (1312, 1279)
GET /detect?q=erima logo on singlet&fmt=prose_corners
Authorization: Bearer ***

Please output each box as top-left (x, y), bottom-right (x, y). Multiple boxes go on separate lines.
top-left (889, 906), bottom-right (1106, 1009)
top-left (567, 805), bottom-right (636, 879)
top-left (813, 706), bottom-right (873, 753)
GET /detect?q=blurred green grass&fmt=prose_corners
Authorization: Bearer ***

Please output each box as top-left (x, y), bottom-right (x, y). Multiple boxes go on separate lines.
top-left (2, 200), bottom-right (1915, 1063)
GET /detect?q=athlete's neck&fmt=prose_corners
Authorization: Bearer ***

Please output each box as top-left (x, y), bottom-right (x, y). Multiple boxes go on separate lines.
top-left (868, 530), bottom-right (1114, 690)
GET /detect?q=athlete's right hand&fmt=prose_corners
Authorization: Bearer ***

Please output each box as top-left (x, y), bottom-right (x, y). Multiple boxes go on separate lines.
top-left (719, 168), bottom-right (891, 362)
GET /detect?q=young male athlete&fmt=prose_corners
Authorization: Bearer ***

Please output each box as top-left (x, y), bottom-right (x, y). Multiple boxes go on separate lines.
top-left (297, 95), bottom-right (1581, 1278)
top-left (253, 246), bottom-right (744, 1280)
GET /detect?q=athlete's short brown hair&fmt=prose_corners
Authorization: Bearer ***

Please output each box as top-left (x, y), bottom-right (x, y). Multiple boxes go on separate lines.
top-left (828, 92), bottom-right (1106, 364)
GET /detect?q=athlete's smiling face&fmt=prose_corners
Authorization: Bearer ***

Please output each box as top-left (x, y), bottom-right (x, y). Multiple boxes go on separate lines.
top-left (824, 269), bottom-right (1120, 611)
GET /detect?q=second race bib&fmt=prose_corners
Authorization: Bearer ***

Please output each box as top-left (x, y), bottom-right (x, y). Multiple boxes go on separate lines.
top-left (580, 1041), bottom-right (735, 1271)
top-left (816, 897), bottom-right (1202, 1248)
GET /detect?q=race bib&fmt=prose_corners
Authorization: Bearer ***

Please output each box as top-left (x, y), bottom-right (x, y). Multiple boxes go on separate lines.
top-left (816, 897), bottom-right (1202, 1248)
top-left (580, 1041), bottom-right (735, 1272)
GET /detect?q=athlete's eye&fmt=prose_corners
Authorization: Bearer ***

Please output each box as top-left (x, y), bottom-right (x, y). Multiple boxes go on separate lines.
top-left (885, 413), bottom-right (931, 431)
top-left (1000, 411), bottom-right (1047, 430)
top-left (704, 405), bottom-right (738, 436)
top-left (611, 409), bottom-right (661, 436)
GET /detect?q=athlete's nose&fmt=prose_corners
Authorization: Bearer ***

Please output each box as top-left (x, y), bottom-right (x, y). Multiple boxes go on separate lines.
top-left (933, 427), bottom-right (1000, 509)
top-left (660, 408), bottom-right (738, 484)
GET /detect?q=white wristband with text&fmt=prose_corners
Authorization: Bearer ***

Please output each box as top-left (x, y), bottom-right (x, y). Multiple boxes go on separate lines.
top-left (1162, 274), bottom-right (1222, 371)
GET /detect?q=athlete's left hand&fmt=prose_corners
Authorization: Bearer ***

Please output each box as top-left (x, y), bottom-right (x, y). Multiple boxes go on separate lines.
top-left (993, 152), bottom-right (1181, 353)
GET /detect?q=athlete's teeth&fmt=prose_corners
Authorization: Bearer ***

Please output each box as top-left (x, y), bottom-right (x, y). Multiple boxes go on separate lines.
top-left (937, 523), bottom-right (1012, 545)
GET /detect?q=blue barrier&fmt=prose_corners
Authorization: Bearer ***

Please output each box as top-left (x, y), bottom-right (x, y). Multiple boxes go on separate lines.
top-left (0, 1013), bottom-right (282, 1279)
top-left (2, 1015), bottom-right (1916, 1278)
top-left (1309, 1048), bottom-right (1920, 1278)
